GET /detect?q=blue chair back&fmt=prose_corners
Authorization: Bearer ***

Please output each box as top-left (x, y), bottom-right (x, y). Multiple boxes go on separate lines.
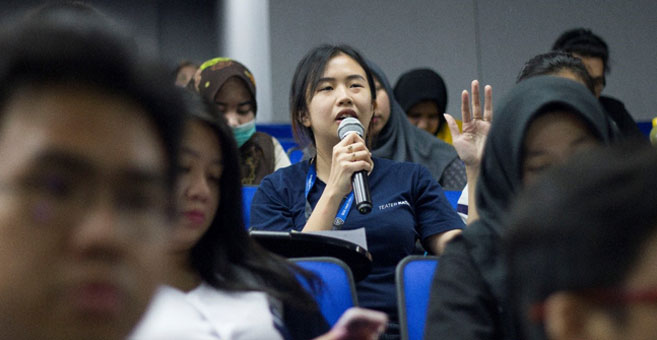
top-left (443, 190), bottom-right (461, 210)
top-left (396, 255), bottom-right (439, 340)
top-left (290, 257), bottom-right (358, 326)
top-left (242, 185), bottom-right (258, 228)
top-left (287, 147), bottom-right (304, 164)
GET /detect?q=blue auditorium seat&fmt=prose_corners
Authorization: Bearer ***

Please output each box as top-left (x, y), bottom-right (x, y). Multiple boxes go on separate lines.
top-left (442, 190), bottom-right (461, 210)
top-left (396, 255), bottom-right (439, 340)
top-left (242, 185), bottom-right (258, 229)
top-left (290, 257), bottom-right (358, 326)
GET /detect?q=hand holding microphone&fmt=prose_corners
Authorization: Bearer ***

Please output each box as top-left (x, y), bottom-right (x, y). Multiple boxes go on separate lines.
top-left (337, 117), bottom-right (372, 214)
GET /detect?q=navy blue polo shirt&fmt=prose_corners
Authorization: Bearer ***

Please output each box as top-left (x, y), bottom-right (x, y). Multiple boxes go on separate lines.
top-left (250, 157), bottom-right (464, 319)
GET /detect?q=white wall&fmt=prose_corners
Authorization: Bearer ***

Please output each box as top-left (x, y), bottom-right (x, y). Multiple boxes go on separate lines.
top-left (3, 0), bottom-right (655, 122)
top-left (219, 0), bottom-right (274, 122)
top-left (269, 0), bottom-right (657, 122)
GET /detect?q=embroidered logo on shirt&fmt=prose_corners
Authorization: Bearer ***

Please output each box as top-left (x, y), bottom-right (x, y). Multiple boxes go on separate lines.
top-left (378, 200), bottom-right (410, 211)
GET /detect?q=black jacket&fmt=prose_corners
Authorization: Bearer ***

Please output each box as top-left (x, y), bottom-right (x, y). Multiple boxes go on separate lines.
top-left (599, 95), bottom-right (646, 141)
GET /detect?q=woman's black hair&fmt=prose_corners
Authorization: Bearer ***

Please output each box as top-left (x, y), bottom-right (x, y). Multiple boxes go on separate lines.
top-left (290, 44), bottom-right (376, 149)
top-left (26, 1), bottom-right (108, 20)
top-left (0, 7), bottom-right (182, 194)
top-left (505, 142), bottom-right (657, 340)
top-left (552, 28), bottom-right (610, 73)
top-left (182, 92), bottom-right (322, 311)
top-left (516, 51), bottom-right (595, 94)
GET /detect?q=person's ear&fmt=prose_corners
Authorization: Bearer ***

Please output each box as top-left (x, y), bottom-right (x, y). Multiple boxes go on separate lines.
top-left (299, 110), bottom-right (312, 128)
top-left (543, 292), bottom-right (616, 340)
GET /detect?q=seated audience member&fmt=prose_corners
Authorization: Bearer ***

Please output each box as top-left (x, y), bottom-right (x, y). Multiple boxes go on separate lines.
top-left (517, 51), bottom-right (596, 90)
top-left (196, 57), bottom-right (290, 185)
top-left (505, 143), bottom-right (657, 340)
top-left (130, 94), bottom-right (387, 340)
top-left (174, 60), bottom-right (198, 88)
top-left (455, 51), bottom-right (597, 223)
top-left (250, 44), bottom-right (464, 338)
top-left (552, 28), bottom-right (645, 140)
top-left (366, 61), bottom-right (465, 190)
top-left (424, 76), bottom-right (612, 340)
top-left (393, 68), bottom-right (457, 143)
top-left (0, 12), bottom-right (184, 340)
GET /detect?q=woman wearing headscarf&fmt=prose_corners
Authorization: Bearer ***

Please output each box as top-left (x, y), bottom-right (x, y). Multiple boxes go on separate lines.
top-left (367, 61), bottom-right (466, 191)
top-left (453, 52), bottom-right (597, 224)
top-left (196, 57), bottom-right (290, 185)
top-left (424, 76), bottom-right (613, 340)
top-left (393, 68), bottom-right (462, 143)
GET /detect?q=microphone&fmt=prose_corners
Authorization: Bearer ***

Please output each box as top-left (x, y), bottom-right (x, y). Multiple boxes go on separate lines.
top-left (337, 117), bottom-right (372, 214)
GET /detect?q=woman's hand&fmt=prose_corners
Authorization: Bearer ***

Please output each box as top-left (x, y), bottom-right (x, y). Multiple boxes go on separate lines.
top-left (444, 80), bottom-right (493, 170)
top-left (324, 132), bottom-right (373, 199)
top-left (445, 80), bottom-right (492, 224)
top-left (313, 307), bottom-right (388, 340)
top-left (303, 133), bottom-right (372, 232)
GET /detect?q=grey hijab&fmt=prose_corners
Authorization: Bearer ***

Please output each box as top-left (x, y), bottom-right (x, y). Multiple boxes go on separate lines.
top-left (366, 60), bottom-right (459, 182)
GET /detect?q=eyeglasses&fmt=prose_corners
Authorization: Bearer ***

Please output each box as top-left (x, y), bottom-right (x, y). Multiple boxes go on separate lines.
top-left (529, 287), bottom-right (657, 323)
top-left (0, 168), bottom-right (171, 240)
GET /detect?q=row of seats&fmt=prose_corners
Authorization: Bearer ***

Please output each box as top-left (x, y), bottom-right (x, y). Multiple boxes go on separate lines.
top-left (292, 256), bottom-right (438, 340)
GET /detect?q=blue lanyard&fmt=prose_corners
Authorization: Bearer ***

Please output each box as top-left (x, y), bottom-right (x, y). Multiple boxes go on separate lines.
top-left (304, 162), bottom-right (354, 229)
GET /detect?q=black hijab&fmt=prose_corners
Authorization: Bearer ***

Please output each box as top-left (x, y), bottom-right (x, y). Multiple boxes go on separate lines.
top-left (463, 76), bottom-right (612, 307)
top-left (366, 60), bottom-right (459, 182)
top-left (393, 68), bottom-right (448, 120)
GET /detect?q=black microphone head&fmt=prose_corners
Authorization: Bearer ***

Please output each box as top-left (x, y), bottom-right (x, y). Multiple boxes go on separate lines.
top-left (337, 117), bottom-right (364, 139)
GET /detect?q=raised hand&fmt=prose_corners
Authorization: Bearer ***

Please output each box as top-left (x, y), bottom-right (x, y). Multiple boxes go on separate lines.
top-left (444, 80), bottom-right (493, 169)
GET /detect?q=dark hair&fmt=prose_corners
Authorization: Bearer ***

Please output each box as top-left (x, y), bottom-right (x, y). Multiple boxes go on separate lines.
top-left (552, 28), bottom-right (610, 73)
top-left (516, 51), bottom-right (595, 94)
top-left (27, 1), bottom-right (107, 19)
top-left (24, 1), bottom-right (115, 31)
top-left (290, 44), bottom-right (376, 149)
top-left (0, 8), bottom-right (183, 194)
top-left (182, 93), bottom-right (321, 311)
top-left (505, 142), bottom-right (657, 340)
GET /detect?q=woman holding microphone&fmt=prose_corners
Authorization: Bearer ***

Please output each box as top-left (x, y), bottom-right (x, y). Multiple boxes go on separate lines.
top-left (250, 45), bottom-right (464, 337)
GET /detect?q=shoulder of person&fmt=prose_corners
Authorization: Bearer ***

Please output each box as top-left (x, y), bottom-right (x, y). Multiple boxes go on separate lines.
top-left (269, 135), bottom-right (283, 145)
top-left (259, 159), bottom-right (307, 187)
top-left (598, 95), bottom-right (625, 107)
top-left (372, 158), bottom-right (436, 188)
top-left (599, 95), bottom-right (630, 115)
top-left (373, 156), bottom-right (428, 173)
